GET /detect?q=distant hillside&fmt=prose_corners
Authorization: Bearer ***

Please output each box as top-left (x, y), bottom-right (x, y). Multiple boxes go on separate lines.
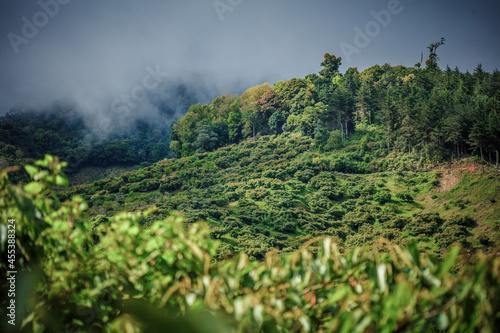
top-left (169, 53), bottom-right (500, 169)
top-left (65, 127), bottom-right (500, 259)
top-left (0, 81), bottom-right (204, 182)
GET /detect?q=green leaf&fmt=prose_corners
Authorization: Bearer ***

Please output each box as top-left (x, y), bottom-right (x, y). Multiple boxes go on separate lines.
top-left (8, 187), bottom-right (36, 216)
top-left (327, 286), bottom-right (349, 305)
top-left (299, 316), bottom-right (311, 332)
top-left (56, 174), bottom-right (69, 188)
top-left (21, 312), bottom-right (35, 329)
top-left (34, 170), bottom-right (49, 181)
top-left (35, 157), bottom-right (49, 168)
top-left (24, 182), bottom-right (43, 194)
top-left (437, 312), bottom-right (449, 330)
top-left (406, 242), bottom-right (420, 267)
top-left (25, 165), bottom-right (38, 178)
top-left (437, 246), bottom-right (460, 278)
top-left (145, 238), bottom-right (157, 252)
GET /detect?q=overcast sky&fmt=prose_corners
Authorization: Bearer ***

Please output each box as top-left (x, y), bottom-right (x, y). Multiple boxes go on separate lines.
top-left (1, 0), bottom-right (499, 119)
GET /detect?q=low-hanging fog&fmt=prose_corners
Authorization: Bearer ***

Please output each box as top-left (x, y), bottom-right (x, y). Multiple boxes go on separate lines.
top-left (1, 0), bottom-right (499, 135)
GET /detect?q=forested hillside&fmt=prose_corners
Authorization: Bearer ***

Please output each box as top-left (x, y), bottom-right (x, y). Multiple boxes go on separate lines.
top-left (0, 106), bottom-right (170, 171)
top-left (67, 129), bottom-right (500, 260)
top-left (170, 52), bottom-right (500, 166)
top-left (62, 48), bottom-right (500, 259)
top-left (1, 48), bottom-right (500, 332)
top-left (2, 48), bottom-right (499, 184)
top-left (0, 82), bottom-right (201, 182)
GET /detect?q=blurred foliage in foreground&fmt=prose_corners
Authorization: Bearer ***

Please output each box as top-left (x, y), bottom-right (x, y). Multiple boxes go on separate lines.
top-left (1, 156), bottom-right (499, 332)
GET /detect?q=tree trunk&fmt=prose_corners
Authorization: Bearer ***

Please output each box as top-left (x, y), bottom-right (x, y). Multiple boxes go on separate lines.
top-left (496, 150), bottom-right (499, 169)
top-left (456, 144), bottom-right (460, 159)
top-left (345, 119), bottom-right (349, 137)
top-left (253, 123), bottom-right (255, 141)
top-left (480, 146), bottom-right (483, 160)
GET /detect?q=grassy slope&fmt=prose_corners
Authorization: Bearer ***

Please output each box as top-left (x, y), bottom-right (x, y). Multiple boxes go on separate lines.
top-left (420, 162), bottom-right (500, 247)
top-left (69, 165), bottom-right (137, 186)
top-left (66, 129), bottom-right (500, 258)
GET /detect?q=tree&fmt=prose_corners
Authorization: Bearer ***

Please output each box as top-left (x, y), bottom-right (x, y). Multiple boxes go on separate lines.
top-left (275, 78), bottom-right (308, 111)
top-left (380, 90), bottom-right (399, 152)
top-left (319, 53), bottom-right (342, 80)
top-left (169, 140), bottom-right (181, 157)
top-left (237, 83), bottom-right (273, 140)
top-left (287, 102), bottom-right (328, 137)
top-left (256, 90), bottom-right (285, 135)
top-left (242, 105), bottom-right (260, 140)
top-left (211, 94), bottom-right (237, 124)
top-left (488, 107), bottom-right (500, 167)
top-left (228, 104), bottom-right (242, 144)
top-left (268, 111), bottom-right (286, 135)
top-left (425, 37), bottom-right (445, 70)
top-left (171, 103), bottom-right (212, 155)
top-left (332, 79), bottom-right (356, 140)
top-left (193, 125), bottom-right (219, 154)
top-left (151, 140), bottom-right (169, 161)
top-left (355, 79), bottom-right (376, 126)
top-left (468, 94), bottom-right (490, 160)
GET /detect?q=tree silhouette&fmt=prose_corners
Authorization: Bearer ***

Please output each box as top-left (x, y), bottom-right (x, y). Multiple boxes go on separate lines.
top-left (425, 38), bottom-right (446, 70)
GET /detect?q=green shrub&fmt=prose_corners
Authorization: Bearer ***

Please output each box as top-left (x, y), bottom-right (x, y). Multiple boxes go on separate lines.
top-left (246, 186), bottom-right (270, 200)
top-left (307, 172), bottom-right (336, 189)
top-left (396, 192), bottom-right (414, 202)
top-left (445, 215), bottom-right (476, 228)
top-left (159, 177), bottom-right (182, 193)
top-left (387, 216), bottom-right (410, 230)
top-left (306, 192), bottom-right (333, 213)
top-left (478, 234), bottom-right (491, 246)
top-left (374, 191), bottom-right (392, 205)
top-left (295, 169), bottom-right (316, 183)
top-left (404, 213), bottom-right (444, 236)
top-left (436, 225), bottom-right (470, 248)
top-left (214, 156), bottom-right (232, 169)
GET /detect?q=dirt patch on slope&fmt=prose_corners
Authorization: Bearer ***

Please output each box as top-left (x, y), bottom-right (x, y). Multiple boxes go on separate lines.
top-left (437, 171), bottom-right (460, 192)
top-left (434, 160), bottom-right (486, 193)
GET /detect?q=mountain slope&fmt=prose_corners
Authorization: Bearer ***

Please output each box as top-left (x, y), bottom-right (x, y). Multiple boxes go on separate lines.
top-left (65, 127), bottom-right (500, 259)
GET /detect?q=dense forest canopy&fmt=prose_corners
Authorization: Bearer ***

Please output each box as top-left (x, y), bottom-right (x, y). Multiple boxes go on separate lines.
top-left (170, 48), bottom-right (500, 166)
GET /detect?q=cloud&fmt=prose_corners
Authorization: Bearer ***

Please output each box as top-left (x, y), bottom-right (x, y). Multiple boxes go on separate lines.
top-left (0, 0), bottom-right (499, 131)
